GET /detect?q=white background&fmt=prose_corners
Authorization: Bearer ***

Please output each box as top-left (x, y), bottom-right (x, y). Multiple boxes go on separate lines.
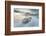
top-left (11, 5), bottom-right (42, 31)
top-left (0, 0), bottom-right (46, 36)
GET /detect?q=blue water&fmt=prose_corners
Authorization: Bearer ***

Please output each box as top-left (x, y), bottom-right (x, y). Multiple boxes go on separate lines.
top-left (14, 16), bottom-right (39, 27)
top-left (14, 9), bottom-right (39, 27)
